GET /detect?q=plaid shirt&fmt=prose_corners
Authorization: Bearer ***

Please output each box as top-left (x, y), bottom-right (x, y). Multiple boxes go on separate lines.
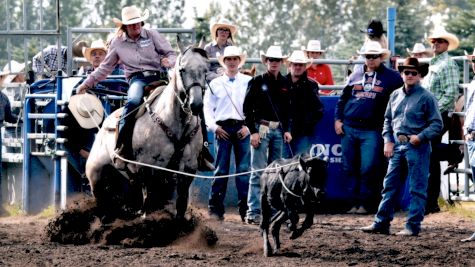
top-left (422, 51), bottom-right (459, 113)
top-left (32, 46), bottom-right (67, 76)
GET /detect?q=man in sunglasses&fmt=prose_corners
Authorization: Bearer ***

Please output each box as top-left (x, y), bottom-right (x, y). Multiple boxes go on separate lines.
top-left (243, 45), bottom-right (291, 225)
top-left (422, 28), bottom-right (460, 214)
top-left (335, 41), bottom-right (403, 215)
top-left (361, 57), bottom-right (442, 236)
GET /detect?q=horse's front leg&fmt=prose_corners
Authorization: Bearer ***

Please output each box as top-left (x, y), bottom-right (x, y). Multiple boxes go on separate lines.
top-left (175, 172), bottom-right (194, 220)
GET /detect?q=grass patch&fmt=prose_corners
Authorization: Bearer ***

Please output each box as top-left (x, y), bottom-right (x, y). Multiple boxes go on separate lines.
top-left (1, 203), bottom-right (25, 217)
top-left (442, 199), bottom-right (475, 219)
top-left (37, 205), bottom-right (57, 219)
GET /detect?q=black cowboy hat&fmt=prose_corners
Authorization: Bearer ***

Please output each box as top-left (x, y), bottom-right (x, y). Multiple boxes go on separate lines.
top-left (360, 19), bottom-right (386, 38)
top-left (397, 57), bottom-right (429, 78)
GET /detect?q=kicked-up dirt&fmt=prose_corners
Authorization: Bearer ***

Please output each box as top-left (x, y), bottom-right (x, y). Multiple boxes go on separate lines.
top-left (0, 201), bottom-right (474, 266)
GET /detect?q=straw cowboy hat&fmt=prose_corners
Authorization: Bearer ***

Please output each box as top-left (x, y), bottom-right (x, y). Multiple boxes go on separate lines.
top-left (82, 39), bottom-right (107, 63)
top-left (304, 40), bottom-right (326, 53)
top-left (406, 43), bottom-right (433, 57)
top-left (260, 45), bottom-right (288, 64)
top-left (210, 18), bottom-right (238, 41)
top-left (427, 27), bottom-right (459, 51)
top-left (68, 94), bottom-right (104, 129)
top-left (397, 57), bottom-right (429, 77)
top-left (0, 60), bottom-right (27, 84)
top-left (112, 5), bottom-right (149, 27)
top-left (357, 41), bottom-right (391, 60)
top-left (217, 46), bottom-right (247, 68)
top-left (287, 50), bottom-right (311, 66)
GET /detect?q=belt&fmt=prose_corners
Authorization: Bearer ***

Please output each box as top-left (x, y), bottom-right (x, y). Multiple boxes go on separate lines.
top-left (130, 70), bottom-right (163, 80)
top-left (397, 134), bottom-right (411, 144)
top-left (216, 119), bottom-right (244, 127)
top-left (260, 119), bottom-right (280, 129)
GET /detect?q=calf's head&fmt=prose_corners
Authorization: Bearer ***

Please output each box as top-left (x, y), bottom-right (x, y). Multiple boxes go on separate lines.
top-left (299, 155), bottom-right (328, 200)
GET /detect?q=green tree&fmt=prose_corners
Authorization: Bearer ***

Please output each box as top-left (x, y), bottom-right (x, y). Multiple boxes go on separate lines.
top-left (445, 0), bottom-right (475, 56)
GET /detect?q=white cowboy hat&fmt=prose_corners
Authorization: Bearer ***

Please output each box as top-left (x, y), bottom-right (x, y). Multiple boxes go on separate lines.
top-left (303, 40), bottom-right (326, 53)
top-left (287, 50), bottom-right (311, 66)
top-left (260, 45), bottom-right (288, 64)
top-left (0, 60), bottom-right (27, 84)
top-left (427, 27), bottom-right (459, 51)
top-left (112, 6), bottom-right (149, 26)
top-left (406, 43), bottom-right (433, 57)
top-left (210, 18), bottom-right (238, 41)
top-left (82, 39), bottom-right (107, 63)
top-left (217, 46), bottom-right (247, 69)
top-left (68, 94), bottom-right (104, 129)
top-left (357, 41), bottom-right (391, 60)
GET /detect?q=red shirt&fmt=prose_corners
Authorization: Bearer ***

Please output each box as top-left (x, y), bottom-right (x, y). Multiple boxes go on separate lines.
top-left (307, 64), bottom-right (334, 95)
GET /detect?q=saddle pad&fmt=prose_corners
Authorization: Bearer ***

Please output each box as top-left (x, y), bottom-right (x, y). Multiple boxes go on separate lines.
top-left (104, 108), bottom-right (123, 131)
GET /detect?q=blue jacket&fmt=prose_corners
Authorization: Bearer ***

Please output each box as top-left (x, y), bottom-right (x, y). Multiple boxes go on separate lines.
top-left (335, 64), bottom-right (403, 130)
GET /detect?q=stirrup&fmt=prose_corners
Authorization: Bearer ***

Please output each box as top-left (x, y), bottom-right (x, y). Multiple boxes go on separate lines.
top-left (113, 147), bottom-right (127, 170)
top-left (198, 147), bottom-right (215, 172)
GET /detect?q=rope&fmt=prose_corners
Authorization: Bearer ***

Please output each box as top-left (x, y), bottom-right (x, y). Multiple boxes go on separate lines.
top-left (276, 164), bottom-right (302, 198)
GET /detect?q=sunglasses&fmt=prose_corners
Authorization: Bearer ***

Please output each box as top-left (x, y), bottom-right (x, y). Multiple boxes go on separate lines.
top-left (431, 38), bottom-right (448, 44)
top-left (267, 58), bottom-right (282, 62)
top-left (217, 28), bottom-right (230, 32)
top-left (403, 70), bottom-right (419, 76)
top-left (365, 54), bottom-right (381, 60)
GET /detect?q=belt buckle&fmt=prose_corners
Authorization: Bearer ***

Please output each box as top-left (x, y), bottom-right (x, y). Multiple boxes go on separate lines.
top-left (269, 121), bottom-right (279, 129)
top-left (397, 135), bottom-right (408, 144)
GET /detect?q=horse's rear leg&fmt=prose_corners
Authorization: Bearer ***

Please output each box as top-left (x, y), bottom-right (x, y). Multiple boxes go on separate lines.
top-left (176, 175), bottom-right (193, 220)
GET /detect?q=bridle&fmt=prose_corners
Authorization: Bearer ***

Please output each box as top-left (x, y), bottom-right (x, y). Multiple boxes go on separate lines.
top-left (174, 47), bottom-right (206, 116)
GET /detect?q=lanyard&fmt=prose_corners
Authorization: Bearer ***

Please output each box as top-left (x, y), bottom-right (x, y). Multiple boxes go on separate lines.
top-left (360, 71), bottom-right (377, 92)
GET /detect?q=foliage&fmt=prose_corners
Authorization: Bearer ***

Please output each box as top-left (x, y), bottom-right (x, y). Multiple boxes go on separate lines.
top-left (445, 0), bottom-right (475, 56)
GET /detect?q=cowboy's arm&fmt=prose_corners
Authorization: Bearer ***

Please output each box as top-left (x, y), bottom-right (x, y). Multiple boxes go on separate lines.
top-left (203, 80), bottom-right (219, 133)
top-left (418, 95), bottom-right (443, 142)
top-left (382, 93), bottom-right (395, 144)
top-left (243, 77), bottom-right (258, 134)
top-left (151, 30), bottom-right (176, 67)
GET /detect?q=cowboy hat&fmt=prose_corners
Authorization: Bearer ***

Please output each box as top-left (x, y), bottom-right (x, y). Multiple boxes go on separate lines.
top-left (260, 45), bottom-right (288, 64)
top-left (397, 57), bottom-right (429, 77)
top-left (406, 43), bottom-right (433, 57)
top-left (360, 19), bottom-right (386, 38)
top-left (0, 60), bottom-right (27, 84)
top-left (357, 41), bottom-right (391, 60)
top-left (287, 50), bottom-right (311, 66)
top-left (112, 5), bottom-right (149, 26)
top-left (427, 27), bottom-right (459, 51)
top-left (82, 39), bottom-right (107, 63)
top-left (210, 18), bottom-right (238, 41)
top-left (68, 94), bottom-right (104, 129)
top-left (303, 40), bottom-right (326, 53)
top-left (217, 46), bottom-right (247, 68)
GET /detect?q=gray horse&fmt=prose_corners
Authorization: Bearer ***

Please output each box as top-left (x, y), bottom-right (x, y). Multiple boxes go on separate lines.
top-left (85, 40), bottom-right (209, 220)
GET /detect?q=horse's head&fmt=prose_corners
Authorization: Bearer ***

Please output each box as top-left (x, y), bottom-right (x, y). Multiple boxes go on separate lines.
top-left (174, 37), bottom-right (209, 116)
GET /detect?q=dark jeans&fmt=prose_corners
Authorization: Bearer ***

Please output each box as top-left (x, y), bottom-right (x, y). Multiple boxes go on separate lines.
top-left (208, 123), bottom-right (251, 218)
top-left (427, 111), bottom-right (450, 211)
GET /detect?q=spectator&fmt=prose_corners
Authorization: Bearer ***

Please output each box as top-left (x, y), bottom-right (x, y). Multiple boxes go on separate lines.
top-left (0, 88), bottom-right (19, 188)
top-left (461, 49), bottom-right (475, 242)
top-left (361, 57), bottom-right (442, 236)
top-left (204, 46), bottom-right (251, 222)
top-left (243, 45), bottom-right (292, 224)
top-left (76, 5), bottom-right (177, 168)
top-left (204, 18), bottom-right (237, 82)
top-left (422, 27), bottom-right (460, 214)
top-left (406, 43), bottom-right (433, 59)
top-left (32, 40), bottom-right (88, 78)
top-left (80, 39), bottom-right (124, 77)
top-left (353, 19), bottom-right (388, 75)
top-left (304, 40), bottom-right (335, 95)
top-left (283, 50), bottom-right (324, 158)
top-left (335, 41), bottom-right (403, 214)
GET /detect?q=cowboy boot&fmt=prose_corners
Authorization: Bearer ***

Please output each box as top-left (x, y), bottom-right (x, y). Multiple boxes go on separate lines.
top-left (197, 111), bottom-right (215, 172)
top-left (113, 115), bottom-right (136, 170)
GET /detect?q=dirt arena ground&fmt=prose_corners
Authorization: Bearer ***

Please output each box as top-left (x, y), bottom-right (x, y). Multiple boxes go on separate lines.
top-left (0, 204), bottom-right (474, 267)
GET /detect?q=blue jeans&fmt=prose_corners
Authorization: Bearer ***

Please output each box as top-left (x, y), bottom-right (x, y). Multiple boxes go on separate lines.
top-left (282, 135), bottom-right (311, 159)
top-left (118, 76), bottom-right (147, 132)
top-left (208, 124), bottom-right (251, 217)
top-left (374, 142), bottom-right (431, 233)
top-left (247, 126), bottom-right (283, 219)
top-left (341, 125), bottom-right (383, 207)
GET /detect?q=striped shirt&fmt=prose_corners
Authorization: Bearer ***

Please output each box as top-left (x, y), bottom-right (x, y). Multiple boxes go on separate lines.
top-left (32, 46), bottom-right (67, 76)
top-left (83, 28), bottom-right (176, 88)
top-left (422, 51), bottom-right (459, 113)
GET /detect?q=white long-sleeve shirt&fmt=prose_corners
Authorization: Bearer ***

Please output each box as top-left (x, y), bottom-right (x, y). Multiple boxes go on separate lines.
top-left (203, 72), bottom-right (251, 132)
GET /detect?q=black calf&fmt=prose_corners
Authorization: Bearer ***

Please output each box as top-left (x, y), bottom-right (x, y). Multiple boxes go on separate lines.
top-left (260, 154), bottom-right (328, 257)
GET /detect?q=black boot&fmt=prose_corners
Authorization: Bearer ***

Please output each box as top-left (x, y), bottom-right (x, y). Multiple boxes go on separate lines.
top-left (197, 110), bottom-right (215, 172)
top-left (113, 115), bottom-right (136, 169)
